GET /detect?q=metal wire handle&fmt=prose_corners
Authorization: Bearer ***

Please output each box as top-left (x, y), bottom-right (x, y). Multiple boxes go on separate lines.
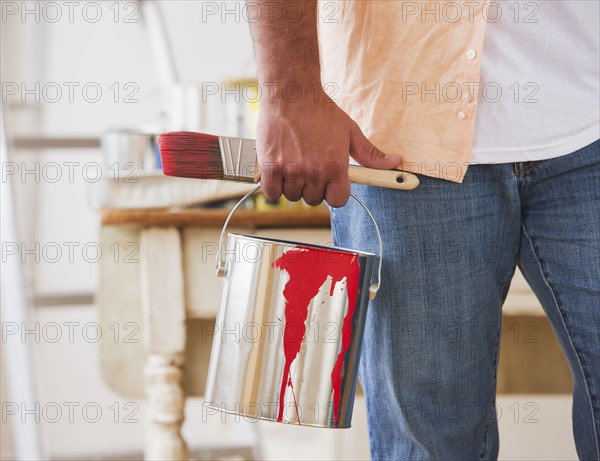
top-left (216, 184), bottom-right (383, 299)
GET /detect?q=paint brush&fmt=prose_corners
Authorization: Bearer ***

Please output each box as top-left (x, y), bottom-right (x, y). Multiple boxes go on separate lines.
top-left (158, 131), bottom-right (419, 190)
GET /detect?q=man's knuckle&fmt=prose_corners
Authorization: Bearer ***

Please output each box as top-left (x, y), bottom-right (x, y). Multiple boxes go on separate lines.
top-left (369, 146), bottom-right (383, 160)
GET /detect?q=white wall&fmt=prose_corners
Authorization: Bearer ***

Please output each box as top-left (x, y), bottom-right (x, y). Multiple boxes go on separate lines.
top-left (2, 1), bottom-right (255, 458)
top-left (2, 0), bottom-right (254, 298)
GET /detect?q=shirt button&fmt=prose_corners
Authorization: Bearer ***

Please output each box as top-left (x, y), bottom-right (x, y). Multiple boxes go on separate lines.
top-left (466, 49), bottom-right (477, 60)
top-left (457, 111), bottom-right (466, 120)
top-left (462, 93), bottom-right (470, 102)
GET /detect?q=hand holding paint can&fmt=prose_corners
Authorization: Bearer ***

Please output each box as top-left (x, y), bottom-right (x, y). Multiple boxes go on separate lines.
top-left (204, 185), bottom-right (381, 428)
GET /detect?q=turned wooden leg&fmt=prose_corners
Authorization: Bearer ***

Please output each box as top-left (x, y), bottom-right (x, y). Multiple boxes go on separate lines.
top-left (145, 353), bottom-right (188, 460)
top-left (140, 227), bottom-right (188, 461)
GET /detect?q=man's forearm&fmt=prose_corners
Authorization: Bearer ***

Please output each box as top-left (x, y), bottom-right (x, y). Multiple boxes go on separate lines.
top-left (248, 0), bottom-right (321, 89)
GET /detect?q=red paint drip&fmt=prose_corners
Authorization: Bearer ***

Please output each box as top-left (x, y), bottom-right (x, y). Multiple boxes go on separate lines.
top-left (272, 245), bottom-right (360, 424)
top-left (287, 376), bottom-right (300, 424)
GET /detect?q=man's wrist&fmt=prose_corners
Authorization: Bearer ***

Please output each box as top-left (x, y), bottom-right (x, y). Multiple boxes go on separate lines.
top-left (259, 79), bottom-right (330, 107)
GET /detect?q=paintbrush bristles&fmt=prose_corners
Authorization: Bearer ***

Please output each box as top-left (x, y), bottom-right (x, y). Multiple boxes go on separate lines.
top-left (159, 131), bottom-right (225, 180)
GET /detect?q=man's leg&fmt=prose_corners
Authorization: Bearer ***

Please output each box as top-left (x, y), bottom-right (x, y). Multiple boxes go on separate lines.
top-left (517, 140), bottom-right (600, 461)
top-left (331, 164), bottom-right (521, 460)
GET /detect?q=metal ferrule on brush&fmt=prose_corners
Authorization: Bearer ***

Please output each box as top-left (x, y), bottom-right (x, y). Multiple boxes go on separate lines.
top-left (218, 136), bottom-right (258, 183)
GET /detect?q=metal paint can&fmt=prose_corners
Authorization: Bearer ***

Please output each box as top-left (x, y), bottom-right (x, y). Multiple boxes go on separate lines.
top-left (204, 186), bottom-right (382, 428)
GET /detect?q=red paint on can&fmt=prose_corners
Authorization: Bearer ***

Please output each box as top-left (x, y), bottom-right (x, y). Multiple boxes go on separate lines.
top-left (272, 245), bottom-right (360, 424)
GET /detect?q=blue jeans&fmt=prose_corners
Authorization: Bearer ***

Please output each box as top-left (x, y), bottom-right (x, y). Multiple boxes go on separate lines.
top-left (331, 140), bottom-right (600, 460)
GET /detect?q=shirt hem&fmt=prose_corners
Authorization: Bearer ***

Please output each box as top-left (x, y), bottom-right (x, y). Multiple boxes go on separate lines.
top-left (469, 125), bottom-right (600, 164)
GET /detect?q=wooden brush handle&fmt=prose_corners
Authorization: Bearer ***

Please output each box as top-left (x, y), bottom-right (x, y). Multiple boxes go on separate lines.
top-left (348, 165), bottom-right (419, 190)
top-left (253, 162), bottom-right (419, 190)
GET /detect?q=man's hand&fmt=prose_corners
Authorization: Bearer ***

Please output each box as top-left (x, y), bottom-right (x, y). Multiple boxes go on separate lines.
top-left (257, 89), bottom-right (402, 207)
top-left (248, 0), bottom-right (401, 207)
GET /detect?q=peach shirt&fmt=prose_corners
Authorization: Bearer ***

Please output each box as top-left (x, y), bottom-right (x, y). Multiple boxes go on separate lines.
top-left (319, 1), bottom-right (490, 183)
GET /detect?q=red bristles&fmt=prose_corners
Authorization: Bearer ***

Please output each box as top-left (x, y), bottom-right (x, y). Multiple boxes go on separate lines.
top-left (158, 131), bottom-right (224, 180)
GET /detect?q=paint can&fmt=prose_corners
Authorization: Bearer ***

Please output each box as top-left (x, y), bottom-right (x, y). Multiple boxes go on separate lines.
top-left (204, 185), bottom-right (382, 428)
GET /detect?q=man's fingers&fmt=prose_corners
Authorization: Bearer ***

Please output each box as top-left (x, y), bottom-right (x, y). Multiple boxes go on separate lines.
top-left (266, 157), bottom-right (351, 206)
top-left (259, 161), bottom-right (283, 200)
top-left (349, 123), bottom-right (402, 170)
top-left (324, 175), bottom-right (350, 208)
top-left (283, 177), bottom-right (304, 202)
top-left (302, 181), bottom-right (326, 206)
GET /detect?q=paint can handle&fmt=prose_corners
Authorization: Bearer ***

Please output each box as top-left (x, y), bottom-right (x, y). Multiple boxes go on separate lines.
top-left (217, 184), bottom-right (383, 299)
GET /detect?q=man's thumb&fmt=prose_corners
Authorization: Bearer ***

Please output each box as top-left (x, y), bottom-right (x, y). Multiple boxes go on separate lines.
top-left (349, 123), bottom-right (402, 169)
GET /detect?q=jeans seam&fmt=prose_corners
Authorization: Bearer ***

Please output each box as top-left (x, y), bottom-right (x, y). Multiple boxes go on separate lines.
top-left (522, 224), bottom-right (600, 460)
top-left (513, 163), bottom-right (520, 177)
top-left (479, 299), bottom-right (503, 461)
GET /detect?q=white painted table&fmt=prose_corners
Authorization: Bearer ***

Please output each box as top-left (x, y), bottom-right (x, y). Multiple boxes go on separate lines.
top-left (97, 207), bottom-right (332, 460)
